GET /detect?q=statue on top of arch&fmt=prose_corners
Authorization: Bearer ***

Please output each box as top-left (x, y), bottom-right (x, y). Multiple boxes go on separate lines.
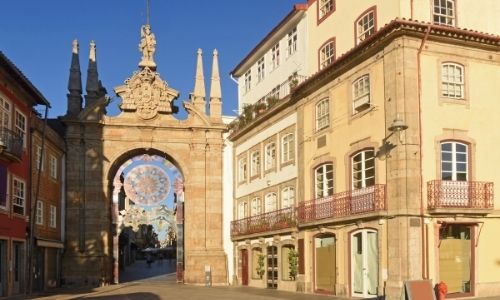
top-left (139, 24), bottom-right (157, 69)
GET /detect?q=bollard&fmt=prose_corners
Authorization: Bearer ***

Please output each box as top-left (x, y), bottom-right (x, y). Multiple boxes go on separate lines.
top-left (437, 281), bottom-right (448, 300)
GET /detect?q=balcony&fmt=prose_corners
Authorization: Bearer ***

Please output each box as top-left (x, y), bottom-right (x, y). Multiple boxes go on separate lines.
top-left (297, 185), bottom-right (386, 224)
top-left (427, 180), bottom-right (494, 212)
top-left (230, 206), bottom-right (296, 238)
top-left (0, 127), bottom-right (23, 162)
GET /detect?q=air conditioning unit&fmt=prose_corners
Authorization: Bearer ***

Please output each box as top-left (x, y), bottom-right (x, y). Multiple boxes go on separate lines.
top-left (354, 95), bottom-right (370, 112)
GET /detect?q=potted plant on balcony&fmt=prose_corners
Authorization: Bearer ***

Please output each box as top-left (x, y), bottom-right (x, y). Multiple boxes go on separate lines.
top-left (242, 104), bottom-right (254, 123)
top-left (256, 253), bottom-right (265, 279)
top-left (266, 95), bottom-right (278, 108)
top-left (288, 71), bottom-right (299, 89)
top-left (254, 101), bottom-right (266, 116)
top-left (288, 248), bottom-right (298, 280)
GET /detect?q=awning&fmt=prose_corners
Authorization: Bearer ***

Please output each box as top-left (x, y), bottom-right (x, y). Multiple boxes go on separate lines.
top-left (36, 239), bottom-right (64, 249)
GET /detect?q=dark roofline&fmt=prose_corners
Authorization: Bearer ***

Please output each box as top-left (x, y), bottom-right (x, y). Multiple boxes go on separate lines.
top-left (0, 51), bottom-right (51, 107)
top-left (230, 3), bottom-right (308, 76)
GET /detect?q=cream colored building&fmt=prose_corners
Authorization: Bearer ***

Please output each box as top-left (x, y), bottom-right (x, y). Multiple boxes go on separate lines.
top-left (229, 1), bottom-right (500, 299)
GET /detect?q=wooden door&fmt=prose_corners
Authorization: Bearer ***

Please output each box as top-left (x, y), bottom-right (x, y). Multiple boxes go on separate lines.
top-left (241, 249), bottom-right (248, 286)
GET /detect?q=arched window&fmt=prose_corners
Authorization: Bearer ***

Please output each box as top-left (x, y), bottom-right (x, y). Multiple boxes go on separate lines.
top-left (282, 245), bottom-right (296, 281)
top-left (441, 141), bottom-right (468, 181)
top-left (251, 197), bottom-right (262, 216)
top-left (238, 201), bottom-right (248, 219)
top-left (319, 39), bottom-right (335, 70)
top-left (281, 133), bottom-right (295, 163)
top-left (352, 75), bottom-right (370, 113)
top-left (315, 163), bottom-right (334, 198)
top-left (352, 149), bottom-right (375, 189)
top-left (281, 187), bottom-right (295, 208)
top-left (355, 7), bottom-right (376, 44)
top-left (264, 193), bottom-right (277, 212)
top-left (441, 63), bottom-right (464, 99)
top-left (250, 151), bottom-right (261, 177)
top-left (238, 157), bottom-right (247, 182)
top-left (316, 98), bottom-right (330, 131)
top-left (264, 142), bottom-right (276, 171)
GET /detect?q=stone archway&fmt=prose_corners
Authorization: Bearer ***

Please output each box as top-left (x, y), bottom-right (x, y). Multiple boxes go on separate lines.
top-left (61, 24), bottom-right (227, 286)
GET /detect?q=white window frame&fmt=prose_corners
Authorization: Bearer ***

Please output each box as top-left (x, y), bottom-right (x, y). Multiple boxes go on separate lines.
top-left (352, 149), bottom-right (375, 189)
top-left (281, 187), bottom-right (295, 209)
top-left (251, 197), bottom-right (261, 216)
top-left (287, 27), bottom-right (298, 57)
top-left (281, 133), bottom-right (295, 163)
top-left (244, 70), bottom-right (252, 93)
top-left (264, 193), bottom-right (277, 212)
top-left (319, 0), bottom-right (334, 19)
top-left (319, 40), bottom-right (335, 70)
top-left (315, 163), bottom-right (334, 198)
top-left (13, 177), bottom-right (25, 215)
top-left (250, 150), bottom-right (261, 177)
top-left (36, 200), bottom-right (44, 225)
top-left (238, 201), bottom-right (248, 219)
top-left (441, 63), bottom-right (464, 99)
top-left (271, 43), bottom-right (280, 69)
top-left (49, 155), bottom-right (58, 179)
top-left (36, 146), bottom-right (44, 171)
top-left (14, 110), bottom-right (26, 148)
top-left (257, 57), bottom-right (265, 82)
top-left (441, 141), bottom-right (468, 181)
top-left (356, 10), bottom-right (375, 43)
top-left (316, 98), bottom-right (330, 131)
top-left (433, 0), bottom-right (455, 26)
top-left (238, 157), bottom-right (247, 183)
top-left (264, 142), bottom-right (276, 171)
top-left (0, 95), bottom-right (11, 130)
top-left (49, 205), bottom-right (57, 228)
top-left (352, 75), bottom-right (371, 113)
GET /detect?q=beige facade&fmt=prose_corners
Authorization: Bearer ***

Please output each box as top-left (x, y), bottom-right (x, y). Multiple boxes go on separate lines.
top-left (229, 1), bottom-right (500, 299)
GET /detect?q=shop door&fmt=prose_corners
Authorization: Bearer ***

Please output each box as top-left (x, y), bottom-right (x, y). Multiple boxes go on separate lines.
top-left (266, 246), bottom-right (278, 289)
top-left (351, 230), bottom-right (378, 298)
top-left (315, 234), bottom-right (336, 293)
top-left (12, 242), bottom-right (24, 294)
top-left (0, 240), bottom-right (6, 296)
top-left (241, 249), bottom-right (248, 286)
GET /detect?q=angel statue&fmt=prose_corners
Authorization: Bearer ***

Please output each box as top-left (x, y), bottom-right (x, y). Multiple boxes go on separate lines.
top-left (139, 24), bottom-right (156, 68)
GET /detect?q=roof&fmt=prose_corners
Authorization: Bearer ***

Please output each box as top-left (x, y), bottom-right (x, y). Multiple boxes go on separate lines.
top-left (230, 3), bottom-right (308, 77)
top-left (0, 51), bottom-right (51, 107)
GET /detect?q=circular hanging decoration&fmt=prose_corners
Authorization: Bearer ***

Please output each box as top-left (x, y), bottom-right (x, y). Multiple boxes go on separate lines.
top-left (124, 165), bottom-right (170, 206)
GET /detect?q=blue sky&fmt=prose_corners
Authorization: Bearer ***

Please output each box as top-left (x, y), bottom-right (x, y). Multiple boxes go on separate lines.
top-left (0, 0), bottom-right (300, 118)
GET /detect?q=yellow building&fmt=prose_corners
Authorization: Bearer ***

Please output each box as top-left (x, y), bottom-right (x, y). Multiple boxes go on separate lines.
top-left (229, 1), bottom-right (499, 299)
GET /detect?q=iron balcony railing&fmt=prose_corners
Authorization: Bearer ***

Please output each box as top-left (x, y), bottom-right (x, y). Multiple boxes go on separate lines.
top-left (0, 127), bottom-right (23, 160)
top-left (254, 74), bottom-right (308, 106)
top-left (297, 184), bottom-right (386, 224)
top-left (230, 206), bottom-right (296, 238)
top-left (427, 180), bottom-right (494, 209)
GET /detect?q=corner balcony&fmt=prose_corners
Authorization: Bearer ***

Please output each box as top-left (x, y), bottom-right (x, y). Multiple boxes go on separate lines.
top-left (427, 180), bottom-right (494, 214)
top-left (0, 127), bottom-right (23, 162)
top-left (297, 184), bottom-right (386, 225)
top-left (230, 206), bottom-right (296, 239)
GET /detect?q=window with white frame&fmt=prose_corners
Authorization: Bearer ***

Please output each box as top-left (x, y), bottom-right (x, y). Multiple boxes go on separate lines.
top-left (244, 70), bottom-right (252, 93)
top-left (352, 149), bottom-right (375, 189)
top-left (13, 178), bottom-right (25, 215)
top-left (281, 187), bottom-right (295, 208)
top-left (316, 98), bottom-right (330, 131)
top-left (238, 157), bottom-right (247, 182)
top-left (264, 193), bottom-right (277, 212)
top-left (441, 63), bottom-right (464, 99)
top-left (49, 155), bottom-right (58, 179)
top-left (352, 75), bottom-right (371, 113)
top-left (315, 163), bottom-right (334, 198)
top-left (281, 133), bottom-right (295, 163)
top-left (441, 142), bottom-right (468, 181)
top-left (319, 40), bottom-right (335, 70)
top-left (257, 57), bottom-right (265, 82)
top-left (271, 43), bottom-right (280, 69)
top-left (250, 151), bottom-right (261, 177)
top-left (49, 205), bottom-right (57, 228)
top-left (287, 27), bottom-right (297, 57)
top-left (36, 200), bottom-right (44, 225)
top-left (356, 9), bottom-right (375, 44)
top-left (319, 0), bottom-right (335, 19)
top-left (0, 96), bottom-right (11, 129)
top-left (14, 110), bottom-right (26, 147)
top-left (433, 0), bottom-right (455, 26)
top-left (36, 146), bottom-right (44, 171)
top-left (238, 201), bottom-right (248, 219)
top-left (264, 142), bottom-right (276, 171)
top-left (251, 197), bottom-right (262, 216)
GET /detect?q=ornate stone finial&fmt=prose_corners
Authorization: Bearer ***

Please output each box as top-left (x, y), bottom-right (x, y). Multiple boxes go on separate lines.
top-left (72, 39), bottom-right (79, 54)
top-left (192, 48), bottom-right (206, 114)
top-left (67, 39), bottom-right (83, 116)
top-left (139, 24), bottom-right (157, 69)
top-left (209, 49), bottom-right (222, 119)
top-left (89, 40), bottom-right (96, 62)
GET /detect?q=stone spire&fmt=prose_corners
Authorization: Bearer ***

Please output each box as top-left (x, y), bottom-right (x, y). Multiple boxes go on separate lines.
top-left (85, 40), bottom-right (106, 108)
top-left (191, 48), bottom-right (206, 114)
top-left (209, 49), bottom-right (222, 120)
top-left (66, 39), bottom-right (83, 116)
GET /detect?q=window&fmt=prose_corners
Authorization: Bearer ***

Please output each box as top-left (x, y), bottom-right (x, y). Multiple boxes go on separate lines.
top-left (264, 193), bottom-right (277, 212)
top-left (36, 146), bottom-right (44, 171)
top-left (36, 201), bottom-right (43, 225)
top-left (250, 151), bottom-right (261, 177)
top-left (251, 197), bottom-right (261, 216)
top-left (0, 96), bottom-right (11, 129)
top-left (319, 0), bottom-right (335, 20)
top-left (49, 205), bottom-right (57, 228)
top-left (13, 178), bottom-right (25, 215)
top-left (271, 43), bottom-right (280, 69)
top-left (441, 142), bottom-right (468, 181)
top-left (433, 0), bottom-right (455, 26)
top-left (352, 75), bottom-right (371, 113)
top-left (316, 98), bottom-right (330, 131)
top-left (319, 39), bottom-right (335, 70)
top-left (264, 142), bottom-right (276, 171)
top-left (14, 110), bottom-right (26, 147)
top-left (49, 155), bottom-right (58, 179)
top-left (287, 27), bottom-right (298, 57)
top-left (252, 248), bottom-right (263, 279)
top-left (244, 70), bottom-right (252, 93)
top-left (281, 187), bottom-right (295, 208)
top-left (356, 8), bottom-right (376, 44)
top-left (257, 57), bottom-right (265, 82)
top-left (238, 201), bottom-right (248, 219)
top-left (441, 63), bottom-right (464, 99)
top-left (281, 133), bottom-right (295, 163)
top-left (352, 149), bottom-right (375, 189)
top-left (238, 157), bottom-right (247, 182)
top-left (315, 163), bottom-right (334, 198)
top-left (282, 245), bottom-right (295, 281)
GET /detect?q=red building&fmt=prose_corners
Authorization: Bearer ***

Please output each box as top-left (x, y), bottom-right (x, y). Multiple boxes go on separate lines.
top-left (0, 51), bottom-right (50, 297)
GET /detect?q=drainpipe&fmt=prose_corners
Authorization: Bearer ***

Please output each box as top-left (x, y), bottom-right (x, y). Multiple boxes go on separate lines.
top-left (417, 24), bottom-right (432, 280)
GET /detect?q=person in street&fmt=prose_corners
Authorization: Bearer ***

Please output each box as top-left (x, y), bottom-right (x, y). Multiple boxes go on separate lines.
top-left (146, 252), bottom-right (152, 268)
